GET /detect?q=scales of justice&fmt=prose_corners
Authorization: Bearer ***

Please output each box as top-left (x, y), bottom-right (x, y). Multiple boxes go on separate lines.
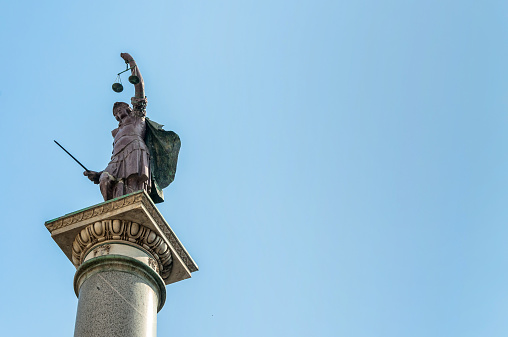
top-left (46, 53), bottom-right (198, 337)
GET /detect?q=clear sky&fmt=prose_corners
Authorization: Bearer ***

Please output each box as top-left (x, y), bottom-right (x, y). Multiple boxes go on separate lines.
top-left (1, 1), bottom-right (508, 336)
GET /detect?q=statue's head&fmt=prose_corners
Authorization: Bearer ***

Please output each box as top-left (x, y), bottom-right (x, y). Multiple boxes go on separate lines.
top-left (113, 102), bottom-right (132, 122)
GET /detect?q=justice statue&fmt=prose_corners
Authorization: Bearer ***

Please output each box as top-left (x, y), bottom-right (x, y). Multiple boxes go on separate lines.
top-left (84, 53), bottom-right (180, 204)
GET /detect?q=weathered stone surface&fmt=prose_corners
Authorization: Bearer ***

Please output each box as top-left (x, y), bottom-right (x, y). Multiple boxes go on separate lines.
top-left (45, 190), bottom-right (198, 284)
top-left (73, 255), bottom-right (163, 337)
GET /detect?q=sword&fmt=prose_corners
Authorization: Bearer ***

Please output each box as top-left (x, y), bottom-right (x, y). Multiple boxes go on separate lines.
top-left (54, 140), bottom-right (90, 172)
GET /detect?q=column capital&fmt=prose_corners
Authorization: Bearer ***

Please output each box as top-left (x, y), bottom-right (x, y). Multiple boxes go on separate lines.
top-left (72, 220), bottom-right (173, 280)
top-left (45, 191), bottom-right (198, 285)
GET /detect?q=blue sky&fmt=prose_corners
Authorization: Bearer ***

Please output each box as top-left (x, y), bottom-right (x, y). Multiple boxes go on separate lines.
top-left (2, 1), bottom-right (508, 336)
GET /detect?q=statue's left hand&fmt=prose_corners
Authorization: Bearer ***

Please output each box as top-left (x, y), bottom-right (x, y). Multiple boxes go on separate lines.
top-left (120, 53), bottom-right (133, 63)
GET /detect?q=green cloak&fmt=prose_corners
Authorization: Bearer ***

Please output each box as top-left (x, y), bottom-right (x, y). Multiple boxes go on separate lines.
top-left (144, 118), bottom-right (181, 204)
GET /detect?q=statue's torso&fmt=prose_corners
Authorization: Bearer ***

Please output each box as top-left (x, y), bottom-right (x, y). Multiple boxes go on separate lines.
top-left (111, 116), bottom-right (146, 156)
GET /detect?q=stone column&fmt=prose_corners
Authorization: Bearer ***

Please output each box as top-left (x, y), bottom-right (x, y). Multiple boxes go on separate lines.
top-left (45, 191), bottom-right (198, 337)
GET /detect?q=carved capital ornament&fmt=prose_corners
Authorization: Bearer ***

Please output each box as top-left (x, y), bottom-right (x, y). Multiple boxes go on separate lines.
top-left (72, 220), bottom-right (173, 280)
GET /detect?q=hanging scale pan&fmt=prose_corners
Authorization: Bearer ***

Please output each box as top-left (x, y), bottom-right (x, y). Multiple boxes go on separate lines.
top-left (112, 74), bottom-right (123, 93)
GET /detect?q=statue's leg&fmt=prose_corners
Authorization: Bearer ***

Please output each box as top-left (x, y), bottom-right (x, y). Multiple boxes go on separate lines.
top-left (125, 175), bottom-right (149, 195)
top-left (99, 172), bottom-right (115, 201)
top-left (112, 179), bottom-right (125, 199)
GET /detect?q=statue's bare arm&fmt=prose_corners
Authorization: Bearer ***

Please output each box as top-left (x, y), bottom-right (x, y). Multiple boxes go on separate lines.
top-left (120, 53), bottom-right (145, 99)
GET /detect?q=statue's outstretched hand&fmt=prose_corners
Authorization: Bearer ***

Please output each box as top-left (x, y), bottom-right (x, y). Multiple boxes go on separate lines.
top-left (120, 53), bottom-right (133, 63)
top-left (84, 171), bottom-right (101, 184)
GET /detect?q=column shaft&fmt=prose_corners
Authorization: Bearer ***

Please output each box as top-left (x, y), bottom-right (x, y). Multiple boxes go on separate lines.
top-left (73, 254), bottom-right (166, 337)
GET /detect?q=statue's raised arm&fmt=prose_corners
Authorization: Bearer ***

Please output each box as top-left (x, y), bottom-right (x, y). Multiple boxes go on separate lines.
top-left (120, 53), bottom-right (145, 98)
top-left (120, 53), bottom-right (147, 116)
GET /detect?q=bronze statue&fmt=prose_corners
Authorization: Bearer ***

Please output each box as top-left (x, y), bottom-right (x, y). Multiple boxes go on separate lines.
top-left (84, 53), bottom-right (180, 204)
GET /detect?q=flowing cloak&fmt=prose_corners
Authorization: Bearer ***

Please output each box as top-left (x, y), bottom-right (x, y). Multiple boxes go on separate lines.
top-left (145, 118), bottom-right (181, 204)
